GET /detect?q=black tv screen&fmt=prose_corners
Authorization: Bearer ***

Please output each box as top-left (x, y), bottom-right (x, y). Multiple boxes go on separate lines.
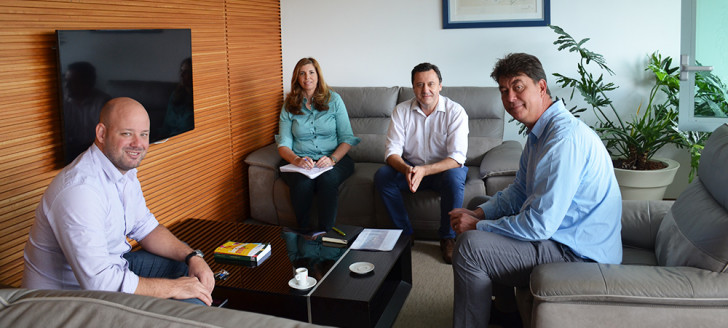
top-left (56, 29), bottom-right (194, 164)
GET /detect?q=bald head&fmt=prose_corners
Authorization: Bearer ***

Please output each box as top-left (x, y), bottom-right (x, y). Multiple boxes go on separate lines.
top-left (98, 97), bottom-right (147, 126)
top-left (95, 97), bottom-right (150, 174)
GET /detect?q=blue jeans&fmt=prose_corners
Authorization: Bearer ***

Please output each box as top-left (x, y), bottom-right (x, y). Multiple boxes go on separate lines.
top-left (280, 155), bottom-right (355, 232)
top-left (374, 164), bottom-right (467, 239)
top-left (124, 250), bottom-right (205, 306)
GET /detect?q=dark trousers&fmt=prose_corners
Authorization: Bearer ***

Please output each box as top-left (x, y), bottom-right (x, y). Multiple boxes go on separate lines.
top-left (452, 230), bottom-right (589, 327)
top-left (280, 155), bottom-right (354, 231)
top-left (124, 250), bottom-right (205, 305)
top-left (374, 164), bottom-right (467, 239)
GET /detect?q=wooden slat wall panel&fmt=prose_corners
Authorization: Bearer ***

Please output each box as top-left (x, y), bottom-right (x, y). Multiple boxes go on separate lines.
top-left (0, 0), bottom-right (282, 287)
top-left (226, 0), bottom-right (283, 217)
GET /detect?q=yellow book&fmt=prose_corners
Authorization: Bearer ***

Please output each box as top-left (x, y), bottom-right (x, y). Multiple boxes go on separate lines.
top-left (213, 241), bottom-right (271, 263)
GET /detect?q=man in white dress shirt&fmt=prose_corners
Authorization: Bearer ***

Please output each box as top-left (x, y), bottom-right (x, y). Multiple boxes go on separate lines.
top-left (23, 97), bottom-right (215, 305)
top-left (374, 62), bottom-right (469, 264)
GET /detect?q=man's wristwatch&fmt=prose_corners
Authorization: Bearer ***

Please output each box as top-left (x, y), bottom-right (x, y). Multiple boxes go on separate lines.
top-left (185, 249), bottom-right (204, 265)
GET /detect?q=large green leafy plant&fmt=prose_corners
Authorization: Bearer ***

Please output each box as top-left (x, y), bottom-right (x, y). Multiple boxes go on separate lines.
top-left (549, 25), bottom-right (717, 181)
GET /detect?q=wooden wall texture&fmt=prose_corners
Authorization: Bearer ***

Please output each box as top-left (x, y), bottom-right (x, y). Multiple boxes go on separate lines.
top-left (0, 0), bottom-right (282, 287)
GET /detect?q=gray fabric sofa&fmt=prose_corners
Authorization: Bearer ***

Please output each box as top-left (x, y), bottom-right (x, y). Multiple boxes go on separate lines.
top-left (522, 123), bottom-right (728, 328)
top-left (245, 86), bottom-right (521, 239)
top-left (0, 288), bottom-right (328, 328)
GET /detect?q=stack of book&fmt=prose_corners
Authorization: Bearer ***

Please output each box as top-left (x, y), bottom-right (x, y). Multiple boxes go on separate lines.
top-left (213, 241), bottom-right (272, 267)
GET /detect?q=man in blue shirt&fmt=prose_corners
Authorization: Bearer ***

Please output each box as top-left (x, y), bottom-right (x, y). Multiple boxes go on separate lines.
top-left (449, 53), bottom-right (622, 328)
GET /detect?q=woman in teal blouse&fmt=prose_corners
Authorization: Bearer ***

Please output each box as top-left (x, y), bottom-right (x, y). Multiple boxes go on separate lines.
top-left (276, 58), bottom-right (360, 232)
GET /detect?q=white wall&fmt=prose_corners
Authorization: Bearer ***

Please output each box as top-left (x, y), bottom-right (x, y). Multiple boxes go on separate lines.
top-left (281, 0), bottom-right (690, 198)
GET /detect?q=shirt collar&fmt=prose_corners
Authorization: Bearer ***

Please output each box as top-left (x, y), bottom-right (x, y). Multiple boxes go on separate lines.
top-left (89, 143), bottom-right (137, 183)
top-left (411, 95), bottom-right (445, 115)
top-left (302, 97), bottom-right (315, 112)
top-left (530, 99), bottom-right (564, 139)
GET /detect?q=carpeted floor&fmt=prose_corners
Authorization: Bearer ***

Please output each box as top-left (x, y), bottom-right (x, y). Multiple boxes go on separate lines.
top-left (392, 240), bottom-right (518, 328)
top-left (393, 240), bottom-right (454, 327)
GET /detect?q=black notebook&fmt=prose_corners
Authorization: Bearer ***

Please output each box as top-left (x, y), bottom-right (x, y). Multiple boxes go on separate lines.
top-left (322, 225), bottom-right (364, 245)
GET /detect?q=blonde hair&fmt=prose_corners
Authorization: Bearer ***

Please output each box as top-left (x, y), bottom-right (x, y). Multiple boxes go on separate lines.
top-left (284, 57), bottom-right (331, 115)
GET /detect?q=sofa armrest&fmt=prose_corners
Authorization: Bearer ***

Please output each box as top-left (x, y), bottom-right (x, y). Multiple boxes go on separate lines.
top-left (621, 199), bottom-right (673, 250)
top-left (531, 262), bottom-right (728, 306)
top-left (479, 140), bottom-right (521, 179)
top-left (244, 143), bottom-right (281, 170)
top-left (245, 143), bottom-right (282, 225)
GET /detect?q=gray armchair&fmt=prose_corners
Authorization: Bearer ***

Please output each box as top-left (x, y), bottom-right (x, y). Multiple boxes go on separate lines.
top-left (524, 124), bottom-right (728, 328)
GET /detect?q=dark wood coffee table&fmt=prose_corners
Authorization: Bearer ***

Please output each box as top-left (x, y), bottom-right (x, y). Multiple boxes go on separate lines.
top-left (169, 219), bottom-right (412, 327)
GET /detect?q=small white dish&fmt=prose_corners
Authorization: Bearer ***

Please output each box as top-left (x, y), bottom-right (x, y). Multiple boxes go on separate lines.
top-left (288, 276), bottom-right (317, 290)
top-left (349, 262), bottom-right (375, 275)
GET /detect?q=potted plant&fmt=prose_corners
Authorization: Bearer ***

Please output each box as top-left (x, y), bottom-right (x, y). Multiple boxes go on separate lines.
top-left (549, 25), bottom-right (698, 199)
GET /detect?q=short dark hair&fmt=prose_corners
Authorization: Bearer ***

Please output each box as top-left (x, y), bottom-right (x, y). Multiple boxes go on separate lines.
top-left (491, 53), bottom-right (550, 95)
top-left (411, 62), bottom-right (442, 84)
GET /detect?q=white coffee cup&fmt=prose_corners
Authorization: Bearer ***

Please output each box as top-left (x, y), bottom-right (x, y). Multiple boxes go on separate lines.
top-left (294, 267), bottom-right (308, 286)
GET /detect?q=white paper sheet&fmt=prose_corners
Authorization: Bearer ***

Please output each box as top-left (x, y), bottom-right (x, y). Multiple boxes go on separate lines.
top-left (349, 229), bottom-right (402, 251)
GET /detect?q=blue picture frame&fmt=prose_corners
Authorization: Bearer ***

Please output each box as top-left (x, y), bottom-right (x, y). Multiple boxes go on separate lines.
top-left (442, 0), bottom-right (550, 29)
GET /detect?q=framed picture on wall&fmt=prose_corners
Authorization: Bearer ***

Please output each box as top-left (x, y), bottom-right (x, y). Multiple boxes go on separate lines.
top-left (442, 0), bottom-right (550, 29)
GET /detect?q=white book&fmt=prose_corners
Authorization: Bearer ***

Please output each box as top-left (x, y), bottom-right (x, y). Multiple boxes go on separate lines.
top-left (280, 163), bottom-right (333, 179)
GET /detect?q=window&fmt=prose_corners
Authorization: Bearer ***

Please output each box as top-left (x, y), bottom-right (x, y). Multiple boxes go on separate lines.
top-left (679, 0), bottom-right (728, 132)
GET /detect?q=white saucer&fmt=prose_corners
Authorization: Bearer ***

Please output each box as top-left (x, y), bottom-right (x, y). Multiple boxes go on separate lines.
top-left (288, 276), bottom-right (317, 290)
top-left (349, 262), bottom-right (375, 274)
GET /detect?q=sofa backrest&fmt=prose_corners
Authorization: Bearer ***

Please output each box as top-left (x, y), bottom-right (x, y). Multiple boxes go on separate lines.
top-left (335, 86), bottom-right (398, 163)
top-left (655, 123), bottom-right (728, 272)
top-left (335, 86), bottom-right (505, 166)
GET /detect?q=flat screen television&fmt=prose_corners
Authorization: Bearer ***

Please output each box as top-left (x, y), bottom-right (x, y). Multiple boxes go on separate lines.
top-left (55, 29), bottom-right (194, 164)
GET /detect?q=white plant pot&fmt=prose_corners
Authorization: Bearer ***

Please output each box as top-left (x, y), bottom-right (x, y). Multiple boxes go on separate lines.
top-left (613, 158), bottom-right (680, 200)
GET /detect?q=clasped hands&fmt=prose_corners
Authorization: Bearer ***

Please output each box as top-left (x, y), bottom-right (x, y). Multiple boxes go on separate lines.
top-left (404, 164), bottom-right (479, 234)
top-left (405, 165), bottom-right (425, 193)
top-left (295, 156), bottom-right (335, 169)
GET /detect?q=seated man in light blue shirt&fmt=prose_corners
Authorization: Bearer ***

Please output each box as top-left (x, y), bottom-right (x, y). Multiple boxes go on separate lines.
top-left (449, 53), bottom-right (622, 328)
top-left (23, 97), bottom-right (215, 306)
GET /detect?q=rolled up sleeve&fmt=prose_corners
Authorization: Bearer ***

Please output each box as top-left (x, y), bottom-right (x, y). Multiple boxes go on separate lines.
top-left (447, 105), bottom-right (469, 165)
top-left (275, 106), bottom-right (294, 149)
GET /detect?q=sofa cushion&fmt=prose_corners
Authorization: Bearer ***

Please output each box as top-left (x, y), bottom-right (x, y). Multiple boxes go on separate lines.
top-left (336, 87), bottom-right (398, 164)
top-left (655, 124), bottom-right (728, 272)
top-left (347, 115), bottom-right (388, 163)
top-left (620, 200), bottom-right (671, 250)
top-left (334, 86), bottom-right (398, 118)
top-left (531, 262), bottom-right (728, 305)
top-left (346, 133), bottom-right (387, 163)
top-left (465, 136), bottom-right (502, 166)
